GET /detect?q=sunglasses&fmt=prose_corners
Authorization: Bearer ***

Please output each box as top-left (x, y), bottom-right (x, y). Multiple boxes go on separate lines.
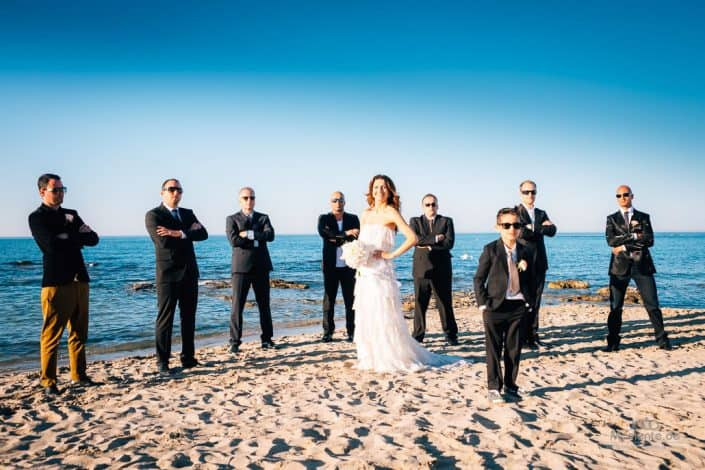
top-left (164, 186), bottom-right (183, 193)
top-left (424, 203), bottom-right (437, 207)
top-left (331, 198), bottom-right (345, 203)
top-left (241, 196), bottom-right (255, 201)
top-left (46, 187), bottom-right (67, 194)
top-left (499, 222), bottom-right (522, 230)
top-left (521, 190), bottom-right (537, 195)
top-left (616, 193), bottom-right (632, 198)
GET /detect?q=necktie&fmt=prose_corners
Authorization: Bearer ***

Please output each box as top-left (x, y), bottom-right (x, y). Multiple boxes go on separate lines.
top-left (428, 218), bottom-right (433, 233)
top-left (171, 209), bottom-right (181, 223)
top-left (507, 250), bottom-right (520, 296)
top-left (623, 211), bottom-right (630, 228)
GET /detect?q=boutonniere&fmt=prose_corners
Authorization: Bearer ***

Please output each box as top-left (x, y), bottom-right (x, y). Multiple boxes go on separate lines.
top-left (65, 213), bottom-right (74, 223)
top-left (629, 219), bottom-right (640, 227)
top-left (517, 260), bottom-right (528, 272)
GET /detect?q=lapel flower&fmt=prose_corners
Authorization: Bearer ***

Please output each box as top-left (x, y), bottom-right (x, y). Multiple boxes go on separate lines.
top-left (517, 259), bottom-right (528, 272)
top-left (65, 213), bottom-right (74, 223)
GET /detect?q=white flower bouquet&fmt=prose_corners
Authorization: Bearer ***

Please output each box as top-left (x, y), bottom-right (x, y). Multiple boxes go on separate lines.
top-left (341, 240), bottom-right (373, 269)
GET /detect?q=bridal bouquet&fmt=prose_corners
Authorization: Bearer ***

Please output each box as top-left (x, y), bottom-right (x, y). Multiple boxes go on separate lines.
top-left (341, 240), bottom-right (372, 269)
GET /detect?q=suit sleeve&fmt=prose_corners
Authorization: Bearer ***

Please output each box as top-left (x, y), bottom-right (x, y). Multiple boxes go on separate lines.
top-left (535, 211), bottom-right (557, 237)
top-left (254, 215), bottom-right (275, 242)
top-left (432, 217), bottom-right (455, 251)
top-left (28, 212), bottom-right (63, 254)
top-left (412, 218), bottom-right (436, 246)
top-left (183, 210), bottom-right (208, 241)
top-left (146, 210), bottom-right (177, 249)
top-left (227, 216), bottom-right (249, 248)
top-left (473, 246), bottom-right (491, 309)
top-left (605, 216), bottom-right (633, 247)
top-left (343, 215), bottom-right (360, 241)
top-left (318, 214), bottom-right (345, 245)
top-left (633, 214), bottom-right (654, 249)
top-left (72, 213), bottom-right (99, 247)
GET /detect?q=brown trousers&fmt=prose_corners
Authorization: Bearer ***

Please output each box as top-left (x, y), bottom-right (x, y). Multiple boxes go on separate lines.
top-left (40, 282), bottom-right (89, 387)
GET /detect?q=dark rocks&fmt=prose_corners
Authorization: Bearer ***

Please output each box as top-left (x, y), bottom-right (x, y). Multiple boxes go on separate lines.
top-left (270, 279), bottom-right (309, 289)
top-left (401, 291), bottom-right (477, 312)
top-left (560, 286), bottom-right (642, 304)
top-left (129, 281), bottom-right (155, 291)
top-left (548, 279), bottom-right (590, 289)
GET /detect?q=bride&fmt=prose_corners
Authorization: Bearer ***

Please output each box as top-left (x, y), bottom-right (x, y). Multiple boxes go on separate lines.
top-left (347, 174), bottom-right (463, 372)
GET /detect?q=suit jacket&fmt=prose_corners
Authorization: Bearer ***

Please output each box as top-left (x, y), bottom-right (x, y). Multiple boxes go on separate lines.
top-left (145, 205), bottom-right (208, 283)
top-left (409, 214), bottom-right (455, 278)
top-left (29, 204), bottom-right (99, 287)
top-left (473, 239), bottom-right (535, 311)
top-left (318, 212), bottom-right (360, 272)
top-left (606, 209), bottom-right (656, 276)
top-left (226, 211), bottom-right (275, 274)
top-left (515, 204), bottom-right (556, 273)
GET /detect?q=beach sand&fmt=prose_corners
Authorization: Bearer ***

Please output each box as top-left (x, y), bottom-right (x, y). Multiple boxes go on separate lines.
top-left (2, 304), bottom-right (705, 469)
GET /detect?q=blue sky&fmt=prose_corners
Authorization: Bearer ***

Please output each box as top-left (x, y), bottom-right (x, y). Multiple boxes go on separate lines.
top-left (1, 1), bottom-right (704, 235)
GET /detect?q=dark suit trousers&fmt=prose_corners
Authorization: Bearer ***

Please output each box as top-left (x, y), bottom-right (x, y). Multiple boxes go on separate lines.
top-left (412, 271), bottom-right (458, 341)
top-left (483, 300), bottom-right (525, 391)
top-left (322, 267), bottom-right (356, 336)
top-left (230, 271), bottom-right (273, 345)
top-left (523, 271), bottom-right (546, 341)
top-left (608, 271), bottom-right (667, 345)
top-left (155, 276), bottom-right (197, 365)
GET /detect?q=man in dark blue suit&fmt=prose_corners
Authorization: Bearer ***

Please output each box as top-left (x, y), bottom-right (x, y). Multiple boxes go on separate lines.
top-left (146, 178), bottom-right (208, 374)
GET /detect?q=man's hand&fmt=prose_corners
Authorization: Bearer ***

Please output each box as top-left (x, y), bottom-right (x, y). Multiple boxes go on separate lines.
top-left (78, 224), bottom-right (92, 233)
top-left (156, 226), bottom-right (182, 238)
top-left (190, 222), bottom-right (202, 231)
top-left (612, 245), bottom-right (627, 255)
top-left (346, 228), bottom-right (360, 238)
top-left (542, 220), bottom-right (553, 226)
top-left (239, 230), bottom-right (248, 238)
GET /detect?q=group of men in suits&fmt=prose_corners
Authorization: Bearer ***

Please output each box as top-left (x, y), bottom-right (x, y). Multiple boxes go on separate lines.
top-left (29, 173), bottom-right (672, 395)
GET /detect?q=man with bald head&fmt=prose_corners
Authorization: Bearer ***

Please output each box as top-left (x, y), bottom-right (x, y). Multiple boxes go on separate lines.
top-left (318, 191), bottom-right (360, 342)
top-left (604, 185), bottom-right (671, 352)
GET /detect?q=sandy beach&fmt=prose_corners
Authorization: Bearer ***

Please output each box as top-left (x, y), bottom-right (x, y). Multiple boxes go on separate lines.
top-left (2, 303), bottom-right (704, 469)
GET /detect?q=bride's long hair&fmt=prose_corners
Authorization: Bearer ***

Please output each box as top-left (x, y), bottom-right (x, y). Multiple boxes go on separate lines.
top-left (366, 174), bottom-right (401, 211)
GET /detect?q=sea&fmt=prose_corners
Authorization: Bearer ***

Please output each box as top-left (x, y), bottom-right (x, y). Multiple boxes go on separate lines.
top-left (2, 233), bottom-right (704, 369)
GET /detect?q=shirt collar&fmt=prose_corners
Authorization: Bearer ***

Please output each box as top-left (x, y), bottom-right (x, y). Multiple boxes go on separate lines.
top-left (163, 203), bottom-right (178, 212)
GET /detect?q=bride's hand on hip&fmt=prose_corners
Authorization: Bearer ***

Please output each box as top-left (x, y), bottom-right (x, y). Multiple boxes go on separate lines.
top-left (380, 251), bottom-right (394, 260)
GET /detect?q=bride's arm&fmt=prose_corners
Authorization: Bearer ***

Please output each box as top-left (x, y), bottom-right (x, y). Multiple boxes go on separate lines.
top-left (381, 209), bottom-right (418, 259)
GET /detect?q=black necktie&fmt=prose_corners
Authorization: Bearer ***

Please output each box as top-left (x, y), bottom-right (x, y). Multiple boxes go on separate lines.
top-left (623, 211), bottom-right (630, 229)
top-left (171, 209), bottom-right (181, 223)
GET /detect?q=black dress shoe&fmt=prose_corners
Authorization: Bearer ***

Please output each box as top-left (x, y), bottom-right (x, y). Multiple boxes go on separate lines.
top-left (602, 344), bottom-right (620, 352)
top-left (446, 336), bottom-right (459, 346)
top-left (157, 363), bottom-right (172, 375)
top-left (70, 376), bottom-right (99, 386)
top-left (524, 340), bottom-right (539, 350)
top-left (659, 340), bottom-right (673, 350)
top-left (43, 384), bottom-right (61, 396)
top-left (346, 335), bottom-right (354, 343)
top-left (181, 358), bottom-right (199, 369)
top-left (229, 344), bottom-right (240, 355)
top-left (503, 387), bottom-right (523, 402)
top-left (534, 338), bottom-right (551, 349)
top-left (321, 334), bottom-right (332, 343)
top-left (261, 340), bottom-right (278, 350)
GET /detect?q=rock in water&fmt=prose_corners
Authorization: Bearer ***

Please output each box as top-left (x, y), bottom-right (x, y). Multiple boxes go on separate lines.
top-left (548, 279), bottom-right (590, 289)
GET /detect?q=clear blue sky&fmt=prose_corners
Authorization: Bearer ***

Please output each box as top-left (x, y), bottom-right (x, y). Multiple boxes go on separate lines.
top-left (1, 1), bottom-right (703, 235)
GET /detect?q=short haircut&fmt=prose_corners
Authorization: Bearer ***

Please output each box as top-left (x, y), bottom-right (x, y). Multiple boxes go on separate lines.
top-left (161, 178), bottom-right (180, 190)
top-left (519, 179), bottom-right (536, 189)
top-left (496, 207), bottom-right (518, 224)
top-left (37, 173), bottom-right (61, 190)
top-left (421, 193), bottom-right (437, 203)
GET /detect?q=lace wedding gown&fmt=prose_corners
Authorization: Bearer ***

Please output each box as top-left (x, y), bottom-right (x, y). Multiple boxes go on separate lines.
top-left (352, 224), bottom-right (463, 372)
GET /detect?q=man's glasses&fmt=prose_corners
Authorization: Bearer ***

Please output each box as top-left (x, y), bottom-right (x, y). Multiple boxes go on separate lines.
top-left (331, 198), bottom-right (344, 203)
top-left (616, 193), bottom-right (632, 198)
top-left (241, 196), bottom-right (255, 201)
top-left (521, 190), bottom-right (537, 196)
top-left (424, 203), bottom-right (437, 207)
top-left (46, 187), bottom-right (67, 194)
top-left (164, 186), bottom-right (183, 193)
top-left (499, 222), bottom-right (522, 230)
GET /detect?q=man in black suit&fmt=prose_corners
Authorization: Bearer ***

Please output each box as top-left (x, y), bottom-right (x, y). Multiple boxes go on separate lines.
top-left (318, 191), bottom-right (360, 343)
top-left (226, 187), bottom-right (276, 353)
top-left (409, 194), bottom-right (459, 345)
top-left (145, 178), bottom-right (208, 374)
top-left (604, 185), bottom-right (671, 352)
top-left (474, 208), bottom-right (535, 404)
top-left (515, 180), bottom-right (556, 348)
top-left (29, 173), bottom-right (99, 395)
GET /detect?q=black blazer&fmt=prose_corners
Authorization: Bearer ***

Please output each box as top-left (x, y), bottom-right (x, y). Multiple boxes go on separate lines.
top-left (515, 205), bottom-right (556, 273)
top-left (226, 211), bottom-right (275, 274)
top-left (318, 212), bottom-right (360, 272)
top-left (29, 204), bottom-right (99, 287)
top-left (145, 205), bottom-right (208, 283)
top-left (473, 239), bottom-right (535, 311)
top-left (409, 215), bottom-right (454, 278)
top-left (606, 209), bottom-right (656, 276)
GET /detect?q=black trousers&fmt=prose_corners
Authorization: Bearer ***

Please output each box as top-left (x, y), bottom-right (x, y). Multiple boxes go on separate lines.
top-left (412, 271), bottom-right (458, 341)
top-left (322, 267), bottom-right (356, 336)
top-left (523, 271), bottom-right (546, 342)
top-left (483, 300), bottom-right (526, 391)
top-left (230, 271), bottom-right (273, 345)
top-left (608, 270), bottom-right (668, 345)
top-left (155, 276), bottom-right (198, 366)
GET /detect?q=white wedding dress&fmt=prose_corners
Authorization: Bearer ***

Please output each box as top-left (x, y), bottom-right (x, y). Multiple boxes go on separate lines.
top-left (352, 224), bottom-right (464, 372)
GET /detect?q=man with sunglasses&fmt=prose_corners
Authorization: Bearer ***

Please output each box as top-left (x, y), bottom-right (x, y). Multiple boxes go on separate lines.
top-left (409, 194), bottom-right (459, 345)
top-left (474, 208), bottom-right (535, 404)
top-left (515, 180), bottom-right (556, 349)
top-left (318, 191), bottom-right (360, 343)
top-left (145, 179), bottom-right (208, 375)
top-left (29, 173), bottom-right (99, 396)
top-left (226, 187), bottom-right (276, 353)
top-left (604, 185), bottom-right (671, 352)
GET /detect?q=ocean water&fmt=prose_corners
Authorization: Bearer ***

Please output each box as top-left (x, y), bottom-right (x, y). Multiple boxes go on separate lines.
top-left (2, 233), bottom-right (704, 366)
